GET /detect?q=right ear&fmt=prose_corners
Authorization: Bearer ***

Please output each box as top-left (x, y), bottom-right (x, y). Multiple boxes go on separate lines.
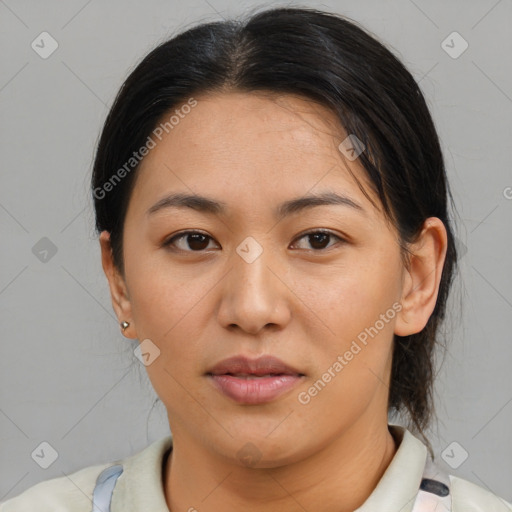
top-left (99, 231), bottom-right (137, 339)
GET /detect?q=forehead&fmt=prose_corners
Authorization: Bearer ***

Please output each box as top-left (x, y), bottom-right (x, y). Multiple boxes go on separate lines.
top-left (128, 91), bottom-right (378, 218)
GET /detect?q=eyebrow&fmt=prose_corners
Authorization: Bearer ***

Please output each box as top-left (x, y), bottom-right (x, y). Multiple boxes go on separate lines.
top-left (146, 191), bottom-right (364, 220)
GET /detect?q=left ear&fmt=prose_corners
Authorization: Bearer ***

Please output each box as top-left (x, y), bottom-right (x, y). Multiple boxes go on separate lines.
top-left (394, 217), bottom-right (448, 336)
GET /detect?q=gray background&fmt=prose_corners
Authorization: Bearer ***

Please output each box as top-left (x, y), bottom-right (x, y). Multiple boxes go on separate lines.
top-left (1, 0), bottom-right (511, 503)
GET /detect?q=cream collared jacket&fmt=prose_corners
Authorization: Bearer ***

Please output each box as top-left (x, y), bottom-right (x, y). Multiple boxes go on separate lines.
top-left (1, 425), bottom-right (511, 511)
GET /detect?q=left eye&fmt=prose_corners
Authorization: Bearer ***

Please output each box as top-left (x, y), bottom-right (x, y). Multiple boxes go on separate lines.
top-left (163, 230), bottom-right (344, 252)
top-left (291, 230), bottom-right (345, 251)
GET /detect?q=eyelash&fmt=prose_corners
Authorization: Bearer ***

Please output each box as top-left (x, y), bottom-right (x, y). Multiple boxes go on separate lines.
top-left (162, 229), bottom-right (346, 253)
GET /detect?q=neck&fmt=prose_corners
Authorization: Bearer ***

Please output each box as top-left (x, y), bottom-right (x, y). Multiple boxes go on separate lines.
top-left (163, 418), bottom-right (398, 512)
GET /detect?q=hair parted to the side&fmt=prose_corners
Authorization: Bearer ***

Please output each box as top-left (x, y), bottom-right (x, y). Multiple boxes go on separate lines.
top-left (91, 6), bottom-right (458, 455)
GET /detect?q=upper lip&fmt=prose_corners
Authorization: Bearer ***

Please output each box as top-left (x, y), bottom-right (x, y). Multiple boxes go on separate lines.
top-left (206, 355), bottom-right (305, 376)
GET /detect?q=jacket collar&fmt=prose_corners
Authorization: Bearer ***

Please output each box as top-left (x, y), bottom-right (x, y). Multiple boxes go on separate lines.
top-left (111, 424), bottom-right (427, 512)
top-left (355, 424), bottom-right (428, 512)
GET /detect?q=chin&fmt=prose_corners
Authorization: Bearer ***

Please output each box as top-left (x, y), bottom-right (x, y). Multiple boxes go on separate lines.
top-left (224, 431), bottom-right (307, 468)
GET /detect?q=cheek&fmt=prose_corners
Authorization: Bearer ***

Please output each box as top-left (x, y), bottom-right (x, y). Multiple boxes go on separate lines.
top-left (125, 244), bottom-right (203, 332)
top-left (126, 260), bottom-right (210, 408)
top-left (301, 247), bottom-right (402, 338)
top-left (293, 258), bottom-right (399, 422)
top-left (124, 250), bottom-right (213, 376)
top-left (291, 246), bottom-right (402, 404)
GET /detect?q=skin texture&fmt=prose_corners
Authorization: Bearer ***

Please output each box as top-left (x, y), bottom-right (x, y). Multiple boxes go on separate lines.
top-left (100, 91), bottom-right (448, 512)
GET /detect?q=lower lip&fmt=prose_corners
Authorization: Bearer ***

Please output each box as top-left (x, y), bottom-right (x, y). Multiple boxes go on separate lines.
top-left (208, 374), bottom-right (303, 404)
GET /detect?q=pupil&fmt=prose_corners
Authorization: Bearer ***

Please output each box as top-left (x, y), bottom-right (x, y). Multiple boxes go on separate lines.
top-left (188, 234), bottom-right (208, 250)
top-left (310, 233), bottom-right (329, 249)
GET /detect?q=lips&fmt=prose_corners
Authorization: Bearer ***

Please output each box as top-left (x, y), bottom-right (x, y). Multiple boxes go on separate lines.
top-left (206, 355), bottom-right (305, 404)
top-left (206, 355), bottom-right (305, 378)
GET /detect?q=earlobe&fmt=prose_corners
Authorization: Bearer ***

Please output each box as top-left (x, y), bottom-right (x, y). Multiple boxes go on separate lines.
top-left (99, 231), bottom-right (136, 339)
top-left (394, 218), bottom-right (448, 337)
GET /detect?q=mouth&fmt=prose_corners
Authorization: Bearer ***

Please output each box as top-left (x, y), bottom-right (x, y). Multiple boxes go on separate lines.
top-left (205, 355), bottom-right (305, 404)
top-left (206, 354), bottom-right (304, 376)
top-left (214, 373), bottom-right (296, 379)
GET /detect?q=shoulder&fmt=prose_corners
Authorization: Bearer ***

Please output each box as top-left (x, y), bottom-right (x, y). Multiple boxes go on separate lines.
top-left (450, 474), bottom-right (512, 511)
top-left (0, 436), bottom-right (173, 512)
top-left (0, 462), bottom-right (111, 512)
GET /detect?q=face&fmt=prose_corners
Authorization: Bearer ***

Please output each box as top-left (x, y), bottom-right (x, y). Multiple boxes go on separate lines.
top-left (105, 91), bottom-right (409, 466)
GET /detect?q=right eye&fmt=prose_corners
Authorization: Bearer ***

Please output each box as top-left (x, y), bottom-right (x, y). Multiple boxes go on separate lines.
top-left (163, 231), bottom-right (219, 252)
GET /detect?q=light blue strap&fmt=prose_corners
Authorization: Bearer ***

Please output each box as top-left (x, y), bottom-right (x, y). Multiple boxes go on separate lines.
top-left (91, 464), bottom-right (123, 512)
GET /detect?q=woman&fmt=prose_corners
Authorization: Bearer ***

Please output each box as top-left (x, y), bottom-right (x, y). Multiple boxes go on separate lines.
top-left (2, 6), bottom-right (510, 512)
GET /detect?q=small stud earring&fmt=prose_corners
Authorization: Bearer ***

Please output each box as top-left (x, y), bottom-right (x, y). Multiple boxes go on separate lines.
top-left (120, 321), bottom-right (130, 331)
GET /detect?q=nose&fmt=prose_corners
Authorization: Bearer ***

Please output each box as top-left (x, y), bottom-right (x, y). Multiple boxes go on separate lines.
top-left (217, 241), bottom-right (292, 335)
